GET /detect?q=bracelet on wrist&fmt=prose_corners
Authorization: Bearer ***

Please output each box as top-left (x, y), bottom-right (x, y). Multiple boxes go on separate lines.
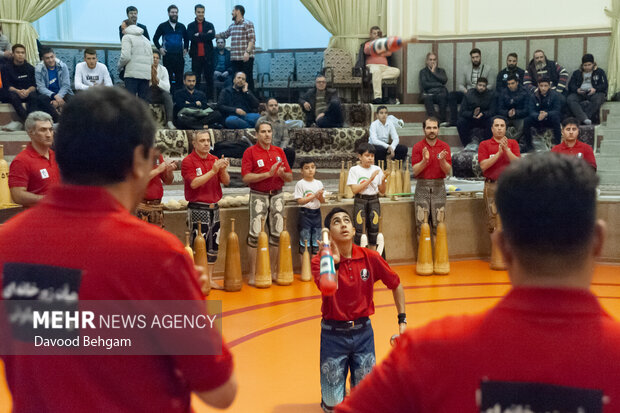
top-left (398, 313), bottom-right (407, 324)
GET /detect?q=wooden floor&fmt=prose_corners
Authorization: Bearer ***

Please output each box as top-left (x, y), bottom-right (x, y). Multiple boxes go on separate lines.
top-left (1, 260), bottom-right (619, 412)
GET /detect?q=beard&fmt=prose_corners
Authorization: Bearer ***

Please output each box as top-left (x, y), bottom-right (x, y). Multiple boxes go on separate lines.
top-left (169, 16), bottom-right (178, 23)
top-left (535, 61), bottom-right (545, 71)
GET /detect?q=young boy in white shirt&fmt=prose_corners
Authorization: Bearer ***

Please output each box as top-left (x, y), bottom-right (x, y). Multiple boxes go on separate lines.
top-left (347, 143), bottom-right (387, 250)
top-left (294, 159), bottom-right (325, 256)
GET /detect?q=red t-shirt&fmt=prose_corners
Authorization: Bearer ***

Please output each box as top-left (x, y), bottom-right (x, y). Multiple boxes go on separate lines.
top-left (0, 185), bottom-right (233, 413)
top-left (337, 288), bottom-right (620, 413)
top-left (411, 139), bottom-right (452, 179)
top-left (551, 141), bottom-right (597, 170)
top-left (311, 244), bottom-right (401, 321)
top-left (241, 144), bottom-right (291, 193)
top-left (197, 22), bottom-right (205, 57)
top-left (181, 151), bottom-right (224, 203)
top-left (8, 144), bottom-right (60, 194)
top-left (478, 137), bottom-right (521, 181)
top-left (144, 154), bottom-right (166, 200)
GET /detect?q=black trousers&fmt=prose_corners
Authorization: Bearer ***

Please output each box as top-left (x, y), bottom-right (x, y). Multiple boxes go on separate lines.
top-left (231, 57), bottom-right (254, 92)
top-left (6, 91), bottom-right (58, 122)
top-left (192, 55), bottom-right (214, 100)
top-left (374, 144), bottom-right (408, 164)
top-left (163, 52), bottom-right (185, 91)
top-left (422, 92), bottom-right (448, 122)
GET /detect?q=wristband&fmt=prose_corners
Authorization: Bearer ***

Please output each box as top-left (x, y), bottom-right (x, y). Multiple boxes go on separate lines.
top-left (397, 313), bottom-right (407, 324)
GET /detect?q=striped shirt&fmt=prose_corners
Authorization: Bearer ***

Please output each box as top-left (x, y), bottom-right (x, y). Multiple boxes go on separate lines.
top-left (218, 19), bottom-right (256, 61)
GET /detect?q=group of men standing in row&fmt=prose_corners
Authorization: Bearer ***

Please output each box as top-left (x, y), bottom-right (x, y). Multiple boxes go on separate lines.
top-left (419, 48), bottom-right (608, 151)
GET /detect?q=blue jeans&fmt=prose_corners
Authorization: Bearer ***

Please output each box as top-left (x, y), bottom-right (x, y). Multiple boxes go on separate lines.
top-left (319, 320), bottom-right (375, 409)
top-left (298, 208), bottom-right (322, 254)
top-left (124, 78), bottom-right (150, 103)
top-left (224, 112), bottom-right (260, 129)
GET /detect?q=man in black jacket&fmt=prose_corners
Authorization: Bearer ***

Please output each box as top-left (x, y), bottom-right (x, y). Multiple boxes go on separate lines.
top-left (218, 71), bottom-right (260, 129)
top-left (419, 52), bottom-right (448, 124)
top-left (153, 5), bottom-right (188, 91)
top-left (299, 75), bottom-right (343, 128)
top-left (496, 53), bottom-right (525, 94)
top-left (456, 77), bottom-right (494, 146)
top-left (187, 4), bottom-right (215, 100)
top-left (118, 6), bottom-right (150, 41)
top-left (173, 71), bottom-right (222, 129)
top-left (498, 75), bottom-right (529, 147)
top-left (524, 77), bottom-right (562, 150)
top-left (567, 54), bottom-right (607, 125)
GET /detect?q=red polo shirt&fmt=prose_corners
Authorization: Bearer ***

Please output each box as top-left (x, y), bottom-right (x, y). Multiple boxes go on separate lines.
top-left (241, 144), bottom-right (291, 193)
top-left (552, 141), bottom-right (597, 170)
top-left (144, 154), bottom-right (166, 200)
top-left (411, 139), bottom-right (452, 179)
top-left (0, 185), bottom-right (234, 413)
top-left (181, 151), bottom-right (224, 203)
top-left (478, 137), bottom-right (521, 181)
top-left (311, 244), bottom-right (401, 321)
top-left (8, 144), bottom-right (60, 194)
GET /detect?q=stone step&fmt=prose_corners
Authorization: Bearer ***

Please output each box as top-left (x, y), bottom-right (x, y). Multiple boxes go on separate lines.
top-left (0, 132), bottom-right (30, 160)
top-left (0, 104), bottom-right (20, 127)
top-left (599, 173), bottom-right (620, 185)
top-left (599, 140), bottom-right (620, 153)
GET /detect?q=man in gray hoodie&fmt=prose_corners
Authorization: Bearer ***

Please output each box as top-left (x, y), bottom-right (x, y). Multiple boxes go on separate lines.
top-left (35, 47), bottom-right (73, 117)
top-left (120, 19), bottom-right (153, 102)
top-left (448, 48), bottom-right (495, 126)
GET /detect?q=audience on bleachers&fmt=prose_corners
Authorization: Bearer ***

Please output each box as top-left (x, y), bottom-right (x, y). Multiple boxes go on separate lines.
top-left (497, 74), bottom-right (530, 150)
top-left (496, 52), bottom-right (525, 94)
top-left (174, 71), bottom-right (222, 130)
top-left (0, 23), bottom-right (12, 65)
top-left (456, 77), bottom-right (495, 146)
top-left (153, 5), bottom-right (188, 91)
top-left (257, 97), bottom-right (299, 167)
top-left (119, 19), bottom-right (153, 102)
top-left (567, 53), bottom-right (608, 125)
top-left (357, 26), bottom-right (401, 104)
top-left (449, 48), bottom-right (495, 127)
top-left (369, 105), bottom-right (408, 164)
top-left (299, 74), bottom-right (343, 128)
top-left (118, 6), bottom-right (150, 41)
top-left (35, 47), bottom-right (73, 116)
top-left (419, 52), bottom-right (449, 125)
top-left (218, 71), bottom-right (259, 129)
top-left (524, 77), bottom-right (563, 150)
top-left (187, 3), bottom-right (215, 99)
top-left (523, 50), bottom-right (569, 96)
top-left (74, 49), bottom-right (113, 90)
top-left (150, 50), bottom-right (176, 130)
top-left (213, 38), bottom-right (233, 92)
top-left (216, 5), bottom-right (256, 93)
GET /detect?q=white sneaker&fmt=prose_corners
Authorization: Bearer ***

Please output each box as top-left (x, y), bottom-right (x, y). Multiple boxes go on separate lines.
top-left (2, 121), bottom-right (24, 131)
top-left (166, 121), bottom-right (177, 130)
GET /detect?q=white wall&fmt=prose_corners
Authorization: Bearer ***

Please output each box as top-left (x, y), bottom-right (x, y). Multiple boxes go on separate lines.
top-left (388, 0), bottom-right (613, 38)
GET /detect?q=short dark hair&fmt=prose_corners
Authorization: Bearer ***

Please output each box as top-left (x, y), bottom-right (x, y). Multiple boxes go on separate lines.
top-left (506, 74), bottom-right (518, 82)
top-left (40, 46), bottom-right (54, 57)
top-left (375, 105), bottom-right (388, 113)
top-left (255, 119), bottom-right (272, 132)
top-left (234, 5), bottom-right (245, 15)
top-left (470, 48), bottom-right (481, 56)
top-left (126, 6), bottom-right (137, 14)
top-left (300, 159), bottom-right (316, 169)
top-left (167, 4), bottom-right (178, 13)
top-left (324, 207), bottom-right (352, 229)
top-left (562, 117), bottom-right (580, 129)
top-left (476, 77), bottom-right (488, 85)
top-left (491, 115), bottom-right (507, 126)
top-left (507, 52), bottom-right (518, 59)
top-left (266, 97), bottom-right (278, 105)
top-left (84, 48), bottom-right (97, 56)
top-left (55, 87), bottom-right (156, 185)
top-left (496, 153), bottom-right (599, 264)
top-left (356, 142), bottom-right (376, 155)
top-left (152, 49), bottom-right (160, 58)
top-left (195, 4), bottom-right (205, 11)
top-left (12, 44), bottom-right (25, 53)
top-left (537, 76), bottom-right (551, 85)
top-left (183, 71), bottom-right (196, 80)
top-left (422, 116), bottom-right (439, 128)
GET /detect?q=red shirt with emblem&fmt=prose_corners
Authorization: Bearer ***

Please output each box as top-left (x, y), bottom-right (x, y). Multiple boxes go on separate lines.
top-left (241, 144), bottom-right (291, 193)
top-left (144, 154), bottom-right (166, 200)
top-left (411, 139), bottom-right (452, 179)
top-left (551, 140), bottom-right (597, 170)
top-left (8, 144), bottom-right (60, 195)
top-left (0, 185), bottom-right (234, 413)
top-left (311, 244), bottom-right (401, 321)
top-left (478, 137), bottom-right (521, 181)
top-left (181, 151), bottom-right (224, 203)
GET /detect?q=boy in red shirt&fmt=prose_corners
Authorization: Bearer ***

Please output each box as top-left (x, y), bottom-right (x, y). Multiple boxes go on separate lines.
top-left (311, 207), bottom-right (406, 412)
top-left (136, 148), bottom-right (176, 227)
top-left (551, 117), bottom-right (597, 170)
top-left (411, 117), bottom-right (452, 273)
top-left (182, 130), bottom-right (230, 287)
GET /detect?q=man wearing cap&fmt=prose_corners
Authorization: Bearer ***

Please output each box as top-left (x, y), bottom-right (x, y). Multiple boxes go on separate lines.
top-left (567, 53), bottom-right (607, 125)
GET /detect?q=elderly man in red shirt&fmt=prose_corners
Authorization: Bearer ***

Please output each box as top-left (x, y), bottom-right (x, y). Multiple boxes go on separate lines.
top-left (312, 207), bottom-right (406, 413)
top-left (551, 117), bottom-right (597, 170)
top-left (241, 119), bottom-right (292, 285)
top-left (411, 116), bottom-right (452, 274)
top-left (8, 111), bottom-right (60, 207)
top-left (182, 130), bottom-right (230, 287)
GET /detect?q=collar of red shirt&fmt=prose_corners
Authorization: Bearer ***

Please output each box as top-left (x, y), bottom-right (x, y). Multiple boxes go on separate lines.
top-left (42, 185), bottom-right (126, 213)
top-left (340, 244), bottom-right (366, 261)
top-left (496, 287), bottom-right (603, 317)
top-left (26, 143), bottom-right (52, 160)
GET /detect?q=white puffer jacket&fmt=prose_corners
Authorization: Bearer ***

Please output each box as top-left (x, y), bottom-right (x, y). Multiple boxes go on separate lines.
top-left (119, 25), bottom-right (153, 80)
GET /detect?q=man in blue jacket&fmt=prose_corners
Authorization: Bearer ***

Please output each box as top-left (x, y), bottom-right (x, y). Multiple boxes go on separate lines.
top-left (524, 77), bottom-right (562, 151)
top-left (567, 54), bottom-right (608, 125)
top-left (35, 47), bottom-right (72, 118)
top-left (153, 4), bottom-right (188, 91)
top-left (497, 74), bottom-right (529, 149)
top-left (187, 4), bottom-right (215, 100)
